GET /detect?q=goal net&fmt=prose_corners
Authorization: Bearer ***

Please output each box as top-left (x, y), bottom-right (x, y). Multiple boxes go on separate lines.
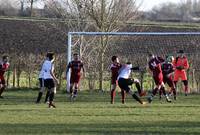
top-left (67, 32), bottom-right (200, 93)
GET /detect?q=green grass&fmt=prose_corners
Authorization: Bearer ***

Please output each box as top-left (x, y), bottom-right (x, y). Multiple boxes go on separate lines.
top-left (0, 89), bottom-right (200, 135)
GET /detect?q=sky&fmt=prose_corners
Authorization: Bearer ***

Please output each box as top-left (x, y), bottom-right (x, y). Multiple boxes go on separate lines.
top-left (0, 0), bottom-right (184, 11)
top-left (137, 0), bottom-right (182, 11)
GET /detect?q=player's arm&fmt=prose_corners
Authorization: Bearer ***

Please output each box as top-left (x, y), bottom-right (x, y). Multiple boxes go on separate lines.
top-left (131, 66), bottom-right (140, 71)
top-left (183, 58), bottom-right (189, 70)
top-left (157, 56), bottom-right (165, 63)
top-left (50, 64), bottom-right (59, 84)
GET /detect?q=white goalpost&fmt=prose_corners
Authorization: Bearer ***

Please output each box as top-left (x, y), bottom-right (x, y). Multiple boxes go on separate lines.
top-left (67, 31), bottom-right (200, 91)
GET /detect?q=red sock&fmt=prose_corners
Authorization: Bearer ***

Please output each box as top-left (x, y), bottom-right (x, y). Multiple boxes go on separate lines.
top-left (185, 86), bottom-right (189, 93)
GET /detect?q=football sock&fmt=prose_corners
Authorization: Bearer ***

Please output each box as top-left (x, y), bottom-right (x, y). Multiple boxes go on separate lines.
top-left (135, 82), bottom-right (142, 94)
top-left (49, 92), bottom-right (55, 102)
top-left (70, 86), bottom-right (73, 94)
top-left (132, 93), bottom-right (143, 104)
top-left (0, 87), bottom-right (5, 96)
top-left (121, 90), bottom-right (126, 104)
top-left (36, 92), bottom-right (43, 103)
top-left (152, 87), bottom-right (158, 96)
top-left (73, 89), bottom-right (78, 96)
top-left (45, 91), bottom-right (50, 102)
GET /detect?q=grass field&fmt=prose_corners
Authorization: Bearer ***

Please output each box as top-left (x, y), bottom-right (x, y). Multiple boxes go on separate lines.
top-left (0, 89), bottom-right (200, 135)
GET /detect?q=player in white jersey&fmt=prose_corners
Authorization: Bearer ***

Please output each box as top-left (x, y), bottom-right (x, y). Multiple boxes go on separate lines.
top-left (43, 52), bottom-right (59, 108)
top-left (117, 62), bottom-right (146, 104)
top-left (35, 57), bottom-right (50, 103)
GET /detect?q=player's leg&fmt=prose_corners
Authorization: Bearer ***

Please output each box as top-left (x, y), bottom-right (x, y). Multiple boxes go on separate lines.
top-left (36, 78), bottom-right (45, 103)
top-left (118, 78), bottom-right (127, 104)
top-left (160, 84), bottom-right (172, 102)
top-left (72, 75), bottom-right (81, 99)
top-left (167, 77), bottom-right (177, 100)
top-left (48, 79), bottom-right (56, 108)
top-left (124, 78), bottom-right (144, 104)
top-left (110, 83), bottom-right (116, 104)
top-left (121, 89), bottom-right (126, 104)
top-left (44, 90), bottom-right (50, 103)
top-left (181, 72), bottom-right (189, 96)
top-left (133, 78), bottom-right (146, 97)
top-left (0, 78), bottom-right (6, 98)
top-left (182, 80), bottom-right (189, 96)
top-left (148, 74), bottom-right (164, 103)
top-left (73, 83), bottom-right (79, 98)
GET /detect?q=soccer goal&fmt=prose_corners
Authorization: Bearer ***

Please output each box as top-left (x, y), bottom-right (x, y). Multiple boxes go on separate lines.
top-left (67, 32), bottom-right (200, 93)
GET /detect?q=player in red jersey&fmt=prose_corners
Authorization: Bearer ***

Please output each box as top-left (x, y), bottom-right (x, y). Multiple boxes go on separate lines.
top-left (0, 55), bottom-right (10, 98)
top-left (161, 56), bottom-right (177, 100)
top-left (66, 53), bottom-right (85, 100)
top-left (110, 56), bottom-right (122, 104)
top-left (147, 53), bottom-right (171, 103)
top-left (173, 50), bottom-right (189, 96)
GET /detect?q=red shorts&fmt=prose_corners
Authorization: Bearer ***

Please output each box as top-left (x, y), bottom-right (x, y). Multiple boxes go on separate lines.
top-left (0, 76), bottom-right (5, 85)
top-left (70, 74), bottom-right (81, 84)
top-left (153, 73), bottom-right (163, 85)
top-left (174, 70), bottom-right (187, 81)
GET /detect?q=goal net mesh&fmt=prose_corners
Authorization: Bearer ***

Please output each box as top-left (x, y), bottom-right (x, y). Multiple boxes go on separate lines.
top-left (69, 33), bottom-right (200, 93)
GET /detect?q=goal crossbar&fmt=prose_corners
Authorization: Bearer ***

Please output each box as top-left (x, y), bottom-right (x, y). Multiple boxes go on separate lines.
top-left (67, 31), bottom-right (200, 62)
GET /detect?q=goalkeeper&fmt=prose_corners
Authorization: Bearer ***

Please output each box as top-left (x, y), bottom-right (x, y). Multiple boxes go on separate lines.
top-left (173, 50), bottom-right (189, 96)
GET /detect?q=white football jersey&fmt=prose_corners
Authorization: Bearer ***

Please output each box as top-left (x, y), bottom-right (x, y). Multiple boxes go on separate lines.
top-left (43, 60), bottom-right (53, 79)
top-left (117, 64), bottom-right (132, 80)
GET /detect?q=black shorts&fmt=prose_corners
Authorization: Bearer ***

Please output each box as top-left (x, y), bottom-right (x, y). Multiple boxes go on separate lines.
top-left (39, 78), bottom-right (44, 88)
top-left (118, 78), bottom-right (134, 92)
top-left (44, 79), bottom-right (55, 89)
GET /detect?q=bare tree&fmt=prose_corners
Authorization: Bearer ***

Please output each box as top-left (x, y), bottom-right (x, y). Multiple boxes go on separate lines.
top-left (43, 0), bottom-right (140, 91)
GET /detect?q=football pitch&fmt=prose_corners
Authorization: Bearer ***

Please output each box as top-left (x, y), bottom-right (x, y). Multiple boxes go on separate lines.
top-left (0, 89), bottom-right (200, 135)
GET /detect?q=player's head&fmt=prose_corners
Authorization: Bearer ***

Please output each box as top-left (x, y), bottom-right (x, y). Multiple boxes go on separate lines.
top-left (126, 62), bottom-right (132, 68)
top-left (46, 52), bottom-right (55, 62)
top-left (111, 56), bottom-right (119, 63)
top-left (73, 53), bottom-right (79, 61)
top-left (166, 56), bottom-right (174, 63)
top-left (177, 50), bottom-right (184, 58)
top-left (2, 55), bottom-right (9, 63)
top-left (148, 53), bottom-right (155, 59)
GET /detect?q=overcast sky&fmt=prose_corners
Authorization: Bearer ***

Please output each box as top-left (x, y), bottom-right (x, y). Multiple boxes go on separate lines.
top-left (137, 0), bottom-right (182, 11)
top-left (0, 0), bottom-right (184, 11)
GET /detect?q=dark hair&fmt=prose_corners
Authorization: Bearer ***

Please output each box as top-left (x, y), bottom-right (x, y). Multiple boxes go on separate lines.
top-left (2, 55), bottom-right (8, 60)
top-left (46, 52), bottom-right (54, 61)
top-left (111, 56), bottom-right (117, 62)
top-left (126, 62), bottom-right (131, 65)
top-left (177, 50), bottom-right (184, 54)
top-left (73, 53), bottom-right (79, 56)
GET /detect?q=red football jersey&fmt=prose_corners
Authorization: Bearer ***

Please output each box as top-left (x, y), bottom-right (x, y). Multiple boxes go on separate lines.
top-left (148, 56), bottom-right (164, 76)
top-left (0, 62), bottom-right (10, 76)
top-left (68, 60), bottom-right (83, 75)
top-left (110, 63), bottom-right (122, 82)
